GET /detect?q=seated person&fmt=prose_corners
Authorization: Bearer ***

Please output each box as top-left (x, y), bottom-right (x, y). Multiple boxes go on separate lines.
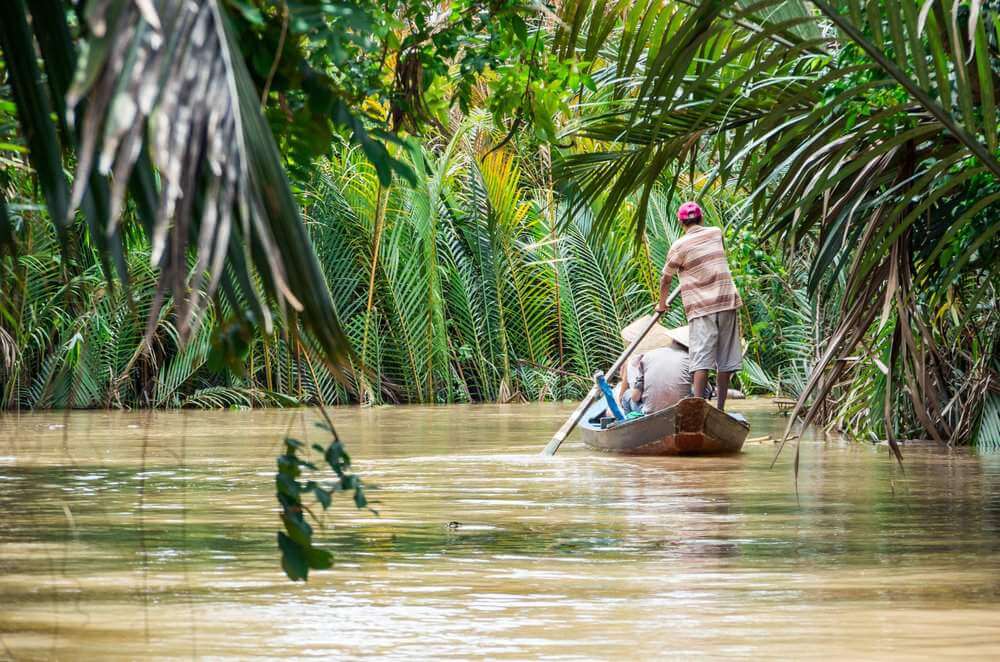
top-left (615, 344), bottom-right (692, 415)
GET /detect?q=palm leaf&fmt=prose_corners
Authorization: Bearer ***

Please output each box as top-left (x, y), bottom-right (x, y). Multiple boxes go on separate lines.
top-left (811, 0), bottom-right (1000, 180)
top-left (975, 389), bottom-right (1000, 450)
top-left (0, 0), bottom-right (70, 244)
top-left (2, 0), bottom-right (353, 373)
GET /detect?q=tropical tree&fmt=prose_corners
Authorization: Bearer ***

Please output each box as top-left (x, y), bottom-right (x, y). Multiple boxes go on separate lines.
top-left (300, 124), bottom-right (808, 405)
top-left (0, 0), bottom-right (575, 380)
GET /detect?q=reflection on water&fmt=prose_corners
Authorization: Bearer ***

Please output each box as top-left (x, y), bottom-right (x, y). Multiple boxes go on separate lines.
top-left (1, 401), bottom-right (999, 659)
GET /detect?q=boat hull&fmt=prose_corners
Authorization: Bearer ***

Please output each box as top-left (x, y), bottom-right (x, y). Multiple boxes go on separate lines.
top-left (580, 397), bottom-right (749, 456)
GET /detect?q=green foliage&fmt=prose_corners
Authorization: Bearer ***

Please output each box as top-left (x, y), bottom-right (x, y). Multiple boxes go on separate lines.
top-left (553, 0), bottom-right (1000, 444)
top-left (227, 0), bottom-right (577, 173)
top-left (976, 387), bottom-right (1000, 450)
top-left (300, 129), bottom-right (804, 404)
top-left (0, 170), bottom-right (324, 410)
top-left (276, 422), bottom-right (371, 581)
top-left (0, 0), bottom-right (581, 393)
top-left (2, 126), bottom-right (807, 410)
top-left (305, 132), bottom-right (636, 403)
top-left (0, 0), bottom-right (353, 374)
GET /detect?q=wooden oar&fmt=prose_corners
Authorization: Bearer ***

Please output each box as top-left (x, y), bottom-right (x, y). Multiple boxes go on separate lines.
top-left (541, 284), bottom-right (682, 456)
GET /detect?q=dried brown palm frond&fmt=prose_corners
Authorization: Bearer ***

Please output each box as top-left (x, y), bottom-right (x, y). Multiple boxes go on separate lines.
top-left (0, 326), bottom-right (15, 370)
top-left (68, 0), bottom-right (290, 336)
top-left (0, 0), bottom-right (350, 368)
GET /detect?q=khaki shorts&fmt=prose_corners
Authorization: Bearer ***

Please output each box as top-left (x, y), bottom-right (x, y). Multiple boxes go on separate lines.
top-left (689, 309), bottom-right (742, 373)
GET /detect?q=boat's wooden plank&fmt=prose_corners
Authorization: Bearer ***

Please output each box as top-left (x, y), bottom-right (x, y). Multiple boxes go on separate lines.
top-left (580, 397), bottom-right (748, 456)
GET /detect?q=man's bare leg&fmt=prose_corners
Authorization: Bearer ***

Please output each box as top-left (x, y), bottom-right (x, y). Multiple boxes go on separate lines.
top-left (716, 371), bottom-right (732, 411)
top-left (692, 370), bottom-right (709, 400)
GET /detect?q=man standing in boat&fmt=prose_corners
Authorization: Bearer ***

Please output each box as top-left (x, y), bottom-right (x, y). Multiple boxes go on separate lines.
top-left (654, 201), bottom-right (743, 412)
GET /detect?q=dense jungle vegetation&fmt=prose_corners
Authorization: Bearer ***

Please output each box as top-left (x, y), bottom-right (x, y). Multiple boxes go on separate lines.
top-left (1, 0), bottom-right (998, 447)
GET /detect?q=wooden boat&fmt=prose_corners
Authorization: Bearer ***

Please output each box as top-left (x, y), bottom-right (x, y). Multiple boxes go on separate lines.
top-left (580, 397), bottom-right (750, 456)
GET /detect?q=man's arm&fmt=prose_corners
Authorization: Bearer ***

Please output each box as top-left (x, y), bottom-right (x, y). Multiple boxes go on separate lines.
top-left (654, 270), bottom-right (673, 313)
top-left (656, 245), bottom-right (681, 313)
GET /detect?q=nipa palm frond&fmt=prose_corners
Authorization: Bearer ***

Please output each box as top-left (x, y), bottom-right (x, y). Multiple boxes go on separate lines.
top-left (38, 1), bottom-right (350, 366)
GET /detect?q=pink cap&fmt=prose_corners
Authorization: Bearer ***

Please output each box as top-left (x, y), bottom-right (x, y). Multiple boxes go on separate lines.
top-left (677, 201), bottom-right (702, 223)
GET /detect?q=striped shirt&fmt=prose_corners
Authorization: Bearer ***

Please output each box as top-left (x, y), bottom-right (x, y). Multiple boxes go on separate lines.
top-left (662, 225), bottom-right (742, 320)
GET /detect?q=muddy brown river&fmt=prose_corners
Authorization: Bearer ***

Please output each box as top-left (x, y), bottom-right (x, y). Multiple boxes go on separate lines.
top-left (1, 401), bottom-right (999, 659)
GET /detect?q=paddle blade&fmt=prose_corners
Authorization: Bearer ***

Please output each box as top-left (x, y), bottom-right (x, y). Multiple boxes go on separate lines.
top-left (541, 389), bottom-right (598, 456)
top-left (542, 432), bottom-right (568, 456)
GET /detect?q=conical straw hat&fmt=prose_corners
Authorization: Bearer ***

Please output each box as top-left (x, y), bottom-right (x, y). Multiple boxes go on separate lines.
top-left (620, 315), bottom-right (689, 352)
